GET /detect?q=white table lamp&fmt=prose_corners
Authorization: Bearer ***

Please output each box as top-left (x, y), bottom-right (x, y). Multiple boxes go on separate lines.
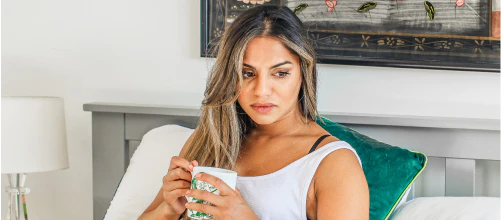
top-left (2, 96), bottom-right (70, 220)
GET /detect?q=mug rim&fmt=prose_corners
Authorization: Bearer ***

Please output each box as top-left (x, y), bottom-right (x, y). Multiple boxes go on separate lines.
top-left (192, 166), bottom-right (237, 174)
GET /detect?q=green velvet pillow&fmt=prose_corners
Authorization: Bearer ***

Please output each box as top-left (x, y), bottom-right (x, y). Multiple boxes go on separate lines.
top-left (316, 115), bottom-right (427, 220)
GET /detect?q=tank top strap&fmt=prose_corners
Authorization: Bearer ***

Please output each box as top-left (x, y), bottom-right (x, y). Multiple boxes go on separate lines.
top-left (307, 134), bottom-right (331, 154)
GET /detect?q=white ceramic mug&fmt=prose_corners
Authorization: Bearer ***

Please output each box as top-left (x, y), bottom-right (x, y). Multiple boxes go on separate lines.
top-left (185, 166), bottom-right (237, 219)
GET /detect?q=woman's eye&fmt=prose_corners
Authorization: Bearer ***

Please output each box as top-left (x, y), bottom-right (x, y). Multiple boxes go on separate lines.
top-left (242, 71), bottom-right (254, 78)
top-left (242, 71), bottom-right (290, 79)
top-left (276, 71), bottom-right (290, 78)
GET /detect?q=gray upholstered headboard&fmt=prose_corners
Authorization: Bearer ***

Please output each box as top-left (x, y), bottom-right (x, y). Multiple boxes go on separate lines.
top-left (83, 102), bottom-right (500, 220)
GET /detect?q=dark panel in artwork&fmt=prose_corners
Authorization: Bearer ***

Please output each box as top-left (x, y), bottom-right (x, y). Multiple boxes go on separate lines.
top-left (310, 32), bottom-right (499, 62)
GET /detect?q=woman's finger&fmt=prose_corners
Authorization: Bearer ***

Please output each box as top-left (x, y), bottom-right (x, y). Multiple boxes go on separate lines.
top-left (192, 160), bottom-right (199, 167)
top-left (186, 189), bottom-right (225, 207)
top-left (194, 173), bottom-right (233, 196)
top-left (185, 201), bottom-right (219, 216)
top-left (163, 179), bottom-right (191, 192)
top-left (164, 188), bottom-right (190, 204)
top-left (168, 156), bottom-right (194, 172)
top-left (163, 167), bottom-right (192, 183)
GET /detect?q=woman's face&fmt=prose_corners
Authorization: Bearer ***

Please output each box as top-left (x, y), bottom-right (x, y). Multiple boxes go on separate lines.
top-left (237, 36), bottom-right (302, 125)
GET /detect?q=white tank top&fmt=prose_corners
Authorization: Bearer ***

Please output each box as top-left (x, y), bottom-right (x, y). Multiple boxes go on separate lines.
top-left (235, 140), bottom-right (363, 220)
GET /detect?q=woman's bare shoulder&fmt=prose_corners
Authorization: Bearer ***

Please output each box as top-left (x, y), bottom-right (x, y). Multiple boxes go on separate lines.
top-left (313, 147), bottom-right (369, 218)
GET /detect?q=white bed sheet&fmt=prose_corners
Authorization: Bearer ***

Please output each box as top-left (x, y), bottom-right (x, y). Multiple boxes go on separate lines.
top-left (390, 196), bottom-right (500, 220)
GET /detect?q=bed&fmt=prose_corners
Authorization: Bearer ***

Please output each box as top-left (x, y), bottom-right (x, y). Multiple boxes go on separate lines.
top-left (83, 102), bottom-right (500, 220)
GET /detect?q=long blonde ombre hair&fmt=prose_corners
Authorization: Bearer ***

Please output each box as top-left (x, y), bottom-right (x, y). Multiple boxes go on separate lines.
top-left (184, 5), bottom-right (324, 170)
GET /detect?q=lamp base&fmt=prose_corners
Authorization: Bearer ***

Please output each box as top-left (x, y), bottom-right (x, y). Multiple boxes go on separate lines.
top-left (5, 173), bottom-right (30, 220)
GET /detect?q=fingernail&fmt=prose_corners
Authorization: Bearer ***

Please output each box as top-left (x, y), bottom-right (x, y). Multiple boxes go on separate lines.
top-left (185, 203), bottom-right (189, 208)
top-left (188, 165), bottom-right (193, 170)
top-left (186, 190), bottom-right (190, 195)
top-left (196, 173), bottom-right (202, 178)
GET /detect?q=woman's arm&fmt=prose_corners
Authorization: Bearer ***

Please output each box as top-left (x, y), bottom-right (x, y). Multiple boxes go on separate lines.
top-left (138, 202), bottom-right (181, 220)
top-left (315, 148), bottom-right (369, 220)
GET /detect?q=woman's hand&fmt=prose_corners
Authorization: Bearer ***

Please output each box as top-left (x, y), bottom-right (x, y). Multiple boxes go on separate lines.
top-left (185, 173), bottom-right (259, 220)
top-left (160, 156), bottom-right (198, 217)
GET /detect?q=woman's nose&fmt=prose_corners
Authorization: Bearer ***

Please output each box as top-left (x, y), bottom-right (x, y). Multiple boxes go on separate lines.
top-left (254, 74), bottom-right (272, 97)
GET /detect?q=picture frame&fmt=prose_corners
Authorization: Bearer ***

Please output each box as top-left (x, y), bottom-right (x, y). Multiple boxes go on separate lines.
top-left (200, 0), bottom-right (500, 72)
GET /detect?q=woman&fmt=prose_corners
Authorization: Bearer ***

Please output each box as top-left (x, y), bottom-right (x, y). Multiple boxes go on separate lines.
top-left (139, 5), bottom-right (369, 220)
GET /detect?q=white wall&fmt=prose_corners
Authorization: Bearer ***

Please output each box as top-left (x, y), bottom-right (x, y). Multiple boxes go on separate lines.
top-left (1, 0), bottom-right (499, 219)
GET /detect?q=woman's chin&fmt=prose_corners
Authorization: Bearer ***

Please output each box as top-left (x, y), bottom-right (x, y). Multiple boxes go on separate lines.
top-left (249, 114), bottom-right (276, 125)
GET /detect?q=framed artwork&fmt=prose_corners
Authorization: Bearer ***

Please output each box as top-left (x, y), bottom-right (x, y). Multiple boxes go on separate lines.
top-left (201, 0), bottom-right (500, 72)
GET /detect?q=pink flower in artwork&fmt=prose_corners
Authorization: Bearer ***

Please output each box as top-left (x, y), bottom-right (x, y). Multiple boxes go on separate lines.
top-left (238, 0), bottom-right (271, 5)
top-left (325, 0), bottom-right (337, 12)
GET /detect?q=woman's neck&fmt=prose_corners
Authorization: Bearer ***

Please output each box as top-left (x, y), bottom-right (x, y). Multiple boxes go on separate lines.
top-left (250, 114), bottom-right (313, 139)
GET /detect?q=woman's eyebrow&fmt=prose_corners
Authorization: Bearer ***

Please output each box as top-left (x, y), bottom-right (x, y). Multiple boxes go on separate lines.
top-left (243, 61), bottom-right (292, 69)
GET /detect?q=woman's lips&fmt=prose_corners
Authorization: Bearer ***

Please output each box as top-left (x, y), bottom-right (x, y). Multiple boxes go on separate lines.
top-left (251, 105), bottom-right (275, 114)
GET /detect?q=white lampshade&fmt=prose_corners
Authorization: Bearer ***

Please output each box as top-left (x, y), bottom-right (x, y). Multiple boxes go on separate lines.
top-left (2, 96), bottom-right (69, 174)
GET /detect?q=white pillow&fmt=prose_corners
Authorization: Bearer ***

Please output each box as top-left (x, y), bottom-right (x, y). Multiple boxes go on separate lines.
top-left (104, 124), bottom-right (194, 220)
top-left (389, 197), bottom-right (501, 220)
top-left (394, 185), bottom-right (411, 210)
